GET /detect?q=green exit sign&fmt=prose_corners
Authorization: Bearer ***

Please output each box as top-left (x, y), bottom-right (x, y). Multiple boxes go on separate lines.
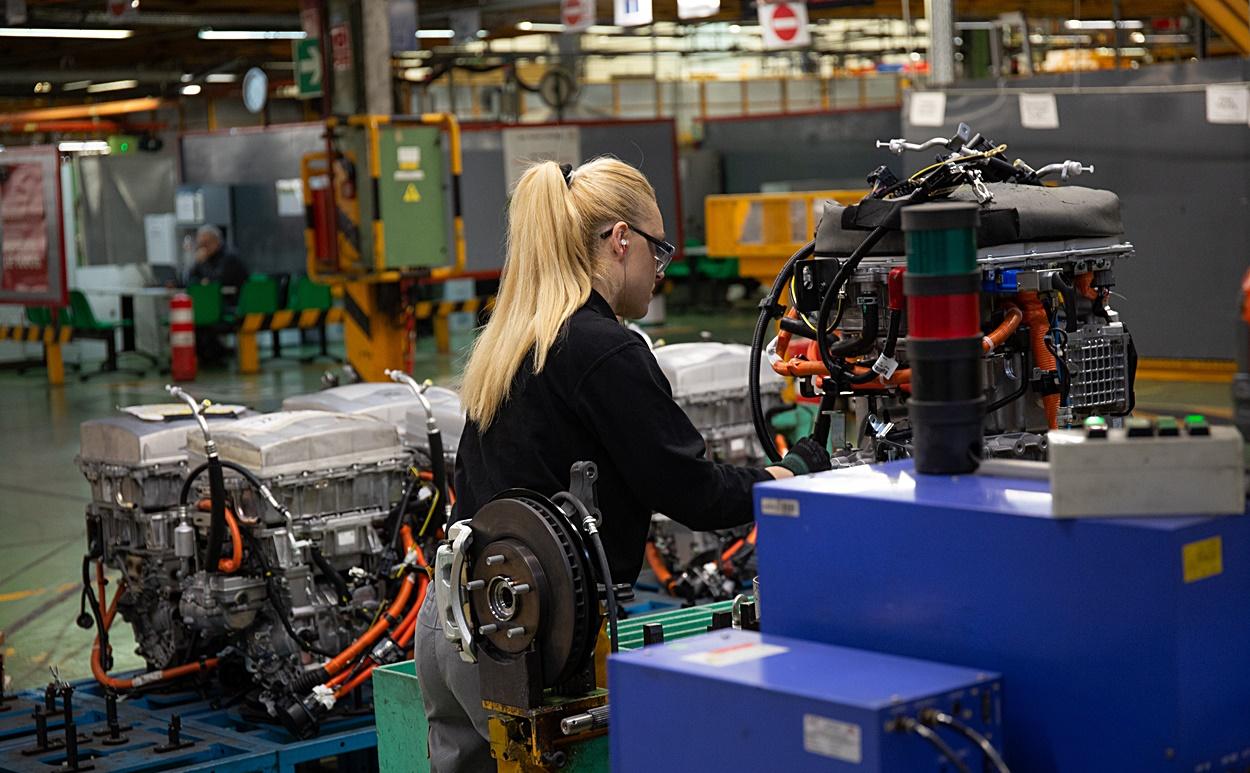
top-left (107, 135), bottom-right (138, 154)
top-left (292, 38), bottom-right (323, 99)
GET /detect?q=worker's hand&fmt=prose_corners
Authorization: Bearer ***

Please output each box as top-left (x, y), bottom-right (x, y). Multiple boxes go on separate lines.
top-left (776, 437), bottom-right (832, 477)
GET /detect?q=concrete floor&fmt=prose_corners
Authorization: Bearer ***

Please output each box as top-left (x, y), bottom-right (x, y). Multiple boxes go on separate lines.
top-left (0, 309), bottom-right (1234, 693)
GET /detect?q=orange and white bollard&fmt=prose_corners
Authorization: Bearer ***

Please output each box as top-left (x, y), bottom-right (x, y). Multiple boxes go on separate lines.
top-left (170, 292), bottom-right (196, 381)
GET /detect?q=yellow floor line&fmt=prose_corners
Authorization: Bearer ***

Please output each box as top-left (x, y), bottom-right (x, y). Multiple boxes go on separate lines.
top-left (0, 587), bottom-right (45, 603)
top-left (0, 582), bottom-right (74, 604)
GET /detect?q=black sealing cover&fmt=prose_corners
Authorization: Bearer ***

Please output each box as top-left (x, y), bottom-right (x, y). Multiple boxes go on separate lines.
top-left (816, 183), bottom-right (1124, 257)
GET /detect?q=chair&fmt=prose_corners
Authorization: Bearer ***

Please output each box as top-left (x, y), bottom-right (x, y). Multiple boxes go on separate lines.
top-left (68, 290), bottom-right (146, 380)
top-left (186, 282), bottom-right (224, 328)
top-left (233, 275), bottom-right (279, 322)
top-left (287, 276), bottom-right (336, 361)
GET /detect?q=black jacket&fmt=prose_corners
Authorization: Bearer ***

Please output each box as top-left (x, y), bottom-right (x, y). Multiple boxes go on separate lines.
top-left (188, 247), bottom-right (248, 294)
top-left (453, 290), bottom-right (770, 584)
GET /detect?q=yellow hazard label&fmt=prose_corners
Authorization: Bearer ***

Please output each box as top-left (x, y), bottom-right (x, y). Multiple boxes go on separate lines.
top-left (402, 183), bottom-right (421, 203)
top-left (1182, 536), bottom-right (1223, 584)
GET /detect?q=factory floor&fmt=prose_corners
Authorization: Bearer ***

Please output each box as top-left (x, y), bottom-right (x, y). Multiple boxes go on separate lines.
top-left (0, 309), bottom-right (1235, 693)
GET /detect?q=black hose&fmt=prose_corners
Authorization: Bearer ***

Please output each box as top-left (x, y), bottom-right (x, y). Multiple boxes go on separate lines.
top-left (387, 472), bottom-right (420, 551)
top-left (427, 429), bottom-right (450, 530)
top-left (922, 711), bottom-right (1011, 773)
top-left (205, 457), bottom-right (227, 572)
top-left (181, 459), bottom-right (269, 506)
top-left (553, 492), bottom-right (619, 654)
top-left (816, 227), bottom-right (889, 381)
top-left (882, 307), bottom-right (903, 358)
top-left (750, 240), bottom-right (816, 462)
top-left (310, 546), bottom-right (353, 606)
top-left (826, 299), bottom-right (879, 358)
top-left (81, 555), bottom-right (111, 671)
top-left (587, 531), bottom-right (619, 654)
top-left (892, 717), bottom-right (971, 773)
top-left (236, 527), bottom-right (336, 658)
top-left (810, 389), bottom-right (840, 450)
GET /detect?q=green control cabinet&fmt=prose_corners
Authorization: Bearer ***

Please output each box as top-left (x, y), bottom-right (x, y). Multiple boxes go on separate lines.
top-left (377, 124), bottom-right (450, 269)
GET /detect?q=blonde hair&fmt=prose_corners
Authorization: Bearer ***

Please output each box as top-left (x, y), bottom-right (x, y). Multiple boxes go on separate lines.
top-left (461, 157), bottom-right (657, 430)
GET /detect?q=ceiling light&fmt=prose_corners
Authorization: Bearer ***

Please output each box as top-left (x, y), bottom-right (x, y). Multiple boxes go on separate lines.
top-left (181, 84), bottom-right (202, 95)
top-left (728, 24), bottom-right (742, 33)
top-left (33, 82), bottom-right (51, 93)
top-left (86, 79), bottom-right (138, 93)
top-left (517, 21), bottom-right (566, 33)
top-left (1063, 19), bottom-right (1144, 30)
top-left (0, 27), bottom-right (133, 39)
top-left (205, 73), bottom-right (238, 83)
top-left (416, 29), bottom-right (454, 38)
top-left (587, 25), bottom-right (624, 34)
top-left (64, 80), bottom-right (93, 91)
top-left (59, 141), bottom-right (111, 153)
top-left (197, 29), bottom-right (306, 40)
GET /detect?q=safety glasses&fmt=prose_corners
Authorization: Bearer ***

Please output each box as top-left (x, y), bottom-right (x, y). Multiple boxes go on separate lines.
top-left (600, 223), bottom-right (676, 276)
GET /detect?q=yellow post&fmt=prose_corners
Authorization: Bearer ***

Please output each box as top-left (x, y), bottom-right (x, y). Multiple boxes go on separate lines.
top-left (236, 312), bottom-right (264, 374)
top-left (43, 327), bottom-right (64, 386)
top-left (433, 307), bottom-right (451, 355)
top-left (342, 280), bottom-right (408, 382)
top-left (237, 332), bottom-right (260, 374)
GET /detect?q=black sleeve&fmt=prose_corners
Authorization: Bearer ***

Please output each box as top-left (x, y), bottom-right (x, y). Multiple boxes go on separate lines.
top-left (571, 340), bottom-right (770, 532)
top-left (221, 255), bottom-right (250, 290)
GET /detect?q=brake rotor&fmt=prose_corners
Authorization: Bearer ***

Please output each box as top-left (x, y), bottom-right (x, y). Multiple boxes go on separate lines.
top-left (467, 491), bottom-right (599, 688)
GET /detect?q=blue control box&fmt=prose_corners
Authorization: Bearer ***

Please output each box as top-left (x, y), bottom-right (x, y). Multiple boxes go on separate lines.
top-left (610, 629), bottom-right (1003, 772)
top-left (755, 461), bottom-right (1250, 772)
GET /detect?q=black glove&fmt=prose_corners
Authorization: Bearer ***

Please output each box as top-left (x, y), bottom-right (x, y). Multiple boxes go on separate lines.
top-left (777, 437), bottom-right (833, 476)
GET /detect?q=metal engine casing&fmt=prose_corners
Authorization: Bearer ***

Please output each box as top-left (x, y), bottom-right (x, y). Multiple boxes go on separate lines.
top-left (82, 408), bottom-right (411, 719)
top-left (652, 342), bottom-right (785, 465)
top-left (282, 381), bottom-right (465, 465)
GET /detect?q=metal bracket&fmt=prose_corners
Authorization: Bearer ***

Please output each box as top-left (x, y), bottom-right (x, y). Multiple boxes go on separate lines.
top-left (435, 521), bottom-right (476, 663)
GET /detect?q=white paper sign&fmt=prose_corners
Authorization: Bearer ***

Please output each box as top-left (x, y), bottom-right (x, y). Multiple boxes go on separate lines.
top-left (275, 179), bottom-right (305, 217)
top-left (758, 2), bottom-right (811, 50)
top-left (501, 126), bottom-right (582, 191)
top-left (1205, 84), bottom-right (1250, 125)
top-left (678, 0), bottom-right (719, 19)
top-left (561, 0), bottom-right (595, 32)
top-left (803, 714), bottom-right (863, 763)
top-left (1019, 92), bottom-right (1060, 129)
top-left (614, 0), bottom-right (653, 27)
top-left (908, 91), bottom-right (947, 128)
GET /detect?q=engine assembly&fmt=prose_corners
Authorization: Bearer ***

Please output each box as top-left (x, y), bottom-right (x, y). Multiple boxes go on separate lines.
top-left (77, 378), bottom-right (448, 737)
top-left (750, 122), bottom-right (1137, 467)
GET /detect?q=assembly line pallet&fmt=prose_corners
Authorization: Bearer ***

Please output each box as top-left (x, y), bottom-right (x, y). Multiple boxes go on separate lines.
top-left (0, 677), bottom-right (378, 773)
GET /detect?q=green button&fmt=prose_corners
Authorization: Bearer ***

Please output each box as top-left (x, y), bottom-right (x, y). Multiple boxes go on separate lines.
top-left (1083, 416), bottom-right (1108, 439)
top-left (1126, 418), bottom-right (1154, 438)
top-left (1155, 416), bottom-right (1179, 437)
top-left (1185, 414), bottom-right (1211, 436)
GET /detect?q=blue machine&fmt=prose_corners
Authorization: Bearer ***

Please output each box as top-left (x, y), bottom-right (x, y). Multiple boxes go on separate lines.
top-left (755, 460), bottom-right (1250, 772)
top-left (610, 629), bottom-right (1003, 772)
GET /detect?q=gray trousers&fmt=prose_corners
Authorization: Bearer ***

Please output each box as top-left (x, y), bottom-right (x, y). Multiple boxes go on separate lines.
top-left (416, 590), bottom-right (494, 773)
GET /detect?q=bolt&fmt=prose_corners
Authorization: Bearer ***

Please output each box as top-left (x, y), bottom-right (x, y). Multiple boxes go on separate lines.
top-left (506, 626), bottom-right (526, 638)
top-left (511, 583), bottom-right (531, 594)
top-left (466, 579), bottom-right (485, 591)
top-left (485, 555), bottom-right (504, 566)
top-left (478, 624), bottom-right (498, 635)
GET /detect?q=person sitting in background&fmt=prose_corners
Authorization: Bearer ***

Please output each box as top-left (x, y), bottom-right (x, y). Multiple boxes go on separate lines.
top-left (186, 224), bottom-right (247, 365)
top-left (187, 225), bottom-right (248, 301)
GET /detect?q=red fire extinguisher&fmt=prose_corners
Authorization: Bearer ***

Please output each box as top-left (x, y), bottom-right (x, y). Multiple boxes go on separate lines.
top-left (170, 292), bottom-right (196, 381)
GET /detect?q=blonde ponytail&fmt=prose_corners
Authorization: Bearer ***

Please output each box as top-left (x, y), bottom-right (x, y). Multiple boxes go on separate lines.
top-left (461, 157), bottom-right (656, 430)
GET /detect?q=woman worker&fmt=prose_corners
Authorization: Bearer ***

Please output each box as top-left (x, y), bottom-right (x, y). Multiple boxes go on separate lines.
top-left (415, 157), bottom-right (831, 771)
